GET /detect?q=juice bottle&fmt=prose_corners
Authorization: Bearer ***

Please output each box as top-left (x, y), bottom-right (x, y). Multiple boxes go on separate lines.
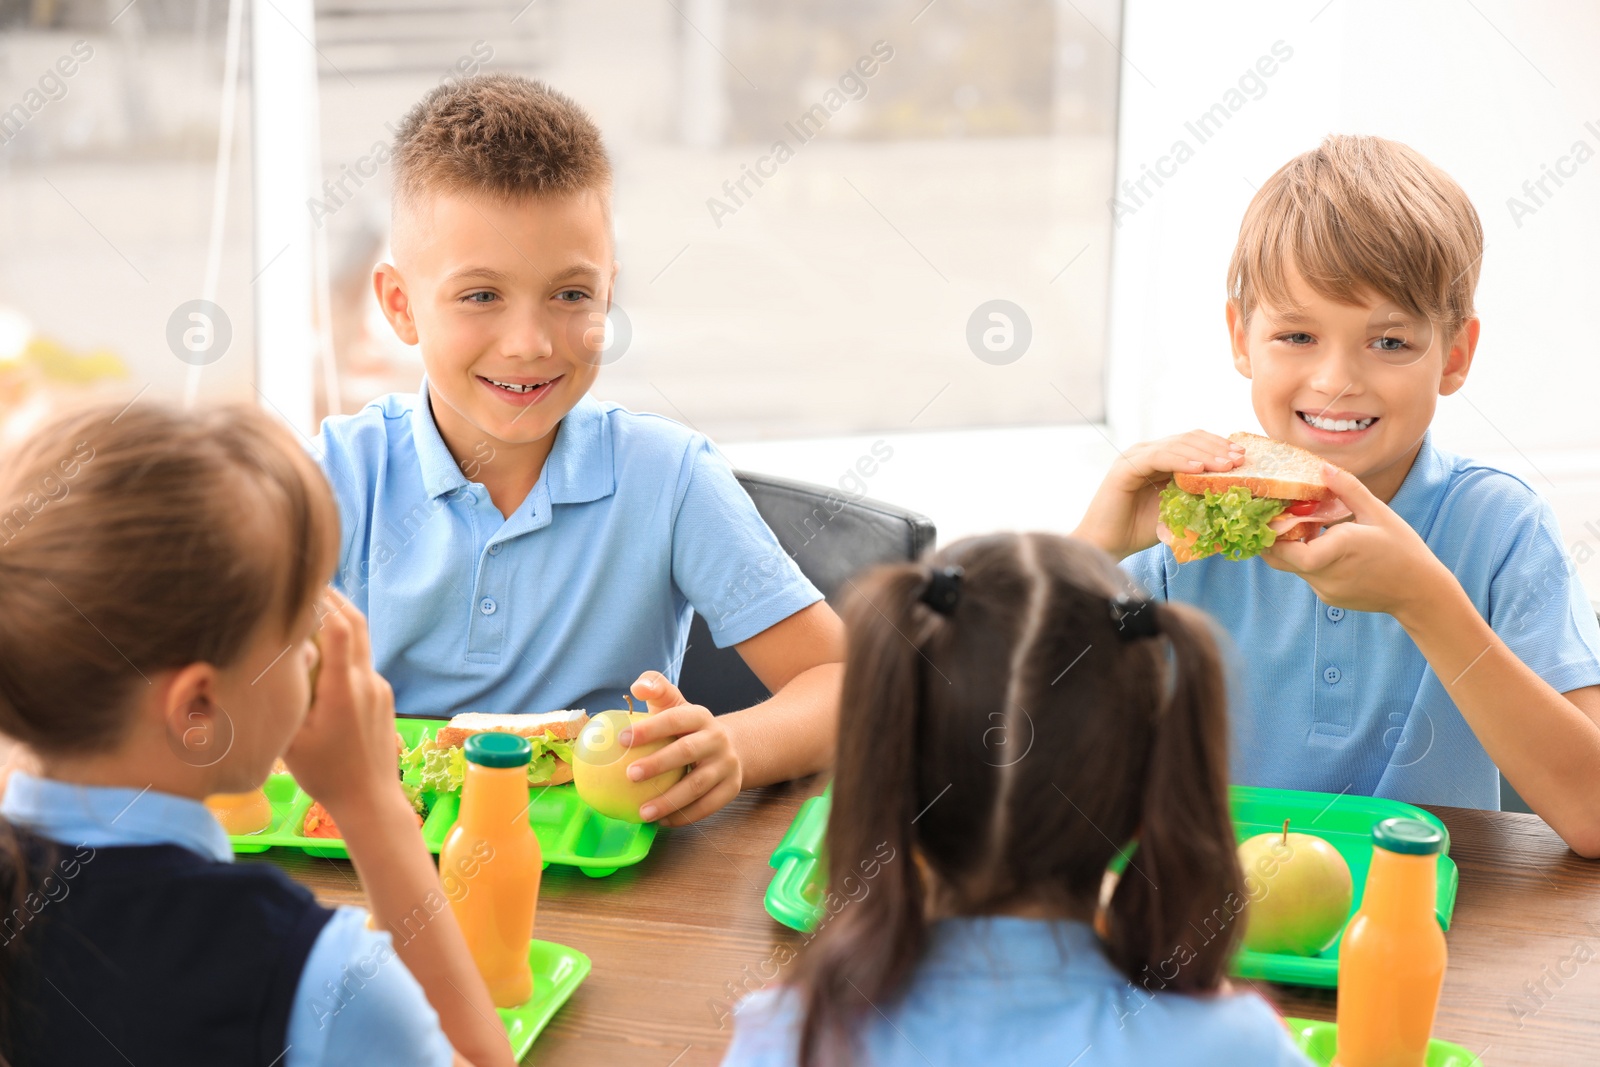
top-left (441, 732), bottom-right (541, 1007)
top-left (1333, 817), bottom-right (1447, 1067)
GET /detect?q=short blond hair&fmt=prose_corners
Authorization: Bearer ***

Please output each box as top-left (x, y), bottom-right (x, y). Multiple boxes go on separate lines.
top-left (1229, 135), bottom-right (1482, 337)
top-left (392, 74), bottom-right (611, 212)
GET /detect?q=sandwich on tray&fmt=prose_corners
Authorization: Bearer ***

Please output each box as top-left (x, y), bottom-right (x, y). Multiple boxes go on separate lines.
top-left (1157, 432), bottom-right (1352, 563)
top-left (403, 708), bottom-right (589, 796)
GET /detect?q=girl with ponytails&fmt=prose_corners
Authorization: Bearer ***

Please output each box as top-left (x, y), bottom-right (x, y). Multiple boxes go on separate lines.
top-left (0, 402), bottom-right (514, 1067)
top-left (722, 533), bottom-right (1311, 1066)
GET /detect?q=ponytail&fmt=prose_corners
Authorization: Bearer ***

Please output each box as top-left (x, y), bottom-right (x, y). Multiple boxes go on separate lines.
top-left (785, 535), bottom-right (1243, 1067)
top-left (795, 566), bottom-right (942, 1067)
top-left (1104, 600), bottom-right (1244, 992)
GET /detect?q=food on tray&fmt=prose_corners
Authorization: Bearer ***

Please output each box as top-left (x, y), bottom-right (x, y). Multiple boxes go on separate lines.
top-left (301, 798), bottom-right (423, 839)
top-left (572, 706), bottom-right (686, 823)
top-left (1157, 433), bottom-right (1352, 563)
top-left (415, 709), bottom-right (587, 789)
top-left (1238, 818), bottom-right (1354, 956)
top-left (205, 788), bottom-right (274, 836)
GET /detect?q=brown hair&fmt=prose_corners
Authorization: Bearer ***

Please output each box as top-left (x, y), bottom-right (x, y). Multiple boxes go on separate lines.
top-left (0, 400), bottom-right (339, 1061)
top-left (1229, 134), bottom-right (1482, 337)
top-left (391, 73), bottom-right (612, 215)
top-left (792, 534), bottom-right (1242, 1067)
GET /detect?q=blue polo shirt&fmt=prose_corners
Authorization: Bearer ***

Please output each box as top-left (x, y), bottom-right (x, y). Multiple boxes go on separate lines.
top-left (1123, 431), bottom-right (1600, 810)
top-left (720, 917), bottom-right (1312, 1067)
top-left (0, 773), bottom-right (453, 1067)
top-left (316, 383), bottom-right (822, 717)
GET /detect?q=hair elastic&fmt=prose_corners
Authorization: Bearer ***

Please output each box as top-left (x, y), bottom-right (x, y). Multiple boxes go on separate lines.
top-left (919, 566), bottom-right (963, 615)
top-left (1110, 593), bottom-right (1160, 641)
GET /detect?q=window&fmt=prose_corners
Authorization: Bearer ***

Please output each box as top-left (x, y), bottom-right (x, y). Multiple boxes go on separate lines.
top-left (313, 0), bottom-right (1121, 440)
top-left (0, 0), bottom-right (253, 445)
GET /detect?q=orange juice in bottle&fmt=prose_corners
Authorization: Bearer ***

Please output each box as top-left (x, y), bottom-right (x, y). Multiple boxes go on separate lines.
top-left (1333, 817), bottom-right (1447, 1067)
top-left (441, 732), bottom-right (541, 1008)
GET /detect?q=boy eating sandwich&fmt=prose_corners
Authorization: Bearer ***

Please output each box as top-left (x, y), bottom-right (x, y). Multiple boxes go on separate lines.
top-left (1074, 135), bottom-right (1600, 855)
top-left (316, 75), bottom-right (844, 826)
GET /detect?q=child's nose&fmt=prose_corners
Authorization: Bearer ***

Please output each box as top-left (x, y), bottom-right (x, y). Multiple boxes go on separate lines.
top-left (502, 310), bottom-right (556, 360)
top-left (1306, 342), bottom-right (1365, 395)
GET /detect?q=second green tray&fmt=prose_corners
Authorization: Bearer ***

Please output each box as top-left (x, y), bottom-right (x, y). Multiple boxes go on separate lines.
top-left (764, 785), bottom-right (1460, 988)
top-left (1286, 1017), bottom-right (1481, 1066)
top-left (502, 939), bottom-right (592, 1061)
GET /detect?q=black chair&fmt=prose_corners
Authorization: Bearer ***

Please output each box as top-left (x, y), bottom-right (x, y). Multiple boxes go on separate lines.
top-left (678, 471), bottom-right (936, 715)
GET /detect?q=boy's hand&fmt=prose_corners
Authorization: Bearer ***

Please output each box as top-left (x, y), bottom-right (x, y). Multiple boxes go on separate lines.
top-left (619, 671), bottom-right (742, 827)
top-left (282, 590), bottom-right (407, 819)
top-left (1261, 463), bottom-right (1454, 619)
top-left (1074, 430), bottom-right (1246, 560)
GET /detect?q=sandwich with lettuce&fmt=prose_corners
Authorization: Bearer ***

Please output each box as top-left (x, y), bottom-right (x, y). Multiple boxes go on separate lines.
top-left (405, 708), bottom-right (587, 791)
top-left (1156, 433), bottom-right (1352, 563)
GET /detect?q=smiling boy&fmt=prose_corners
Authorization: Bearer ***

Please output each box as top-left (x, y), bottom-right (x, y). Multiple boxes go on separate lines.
top-left (316, 75), bottom-right (844, 826)
top-left (1075, 135), bottom-right (1600, 855)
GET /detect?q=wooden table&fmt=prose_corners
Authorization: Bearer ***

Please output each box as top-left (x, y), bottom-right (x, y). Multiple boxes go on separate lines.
top-left (253, 780), bottom-right (1600, 1067)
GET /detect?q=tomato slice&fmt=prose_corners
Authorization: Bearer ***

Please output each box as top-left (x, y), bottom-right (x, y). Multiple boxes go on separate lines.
top-left (1287, 499), bottom-right (1317, 516)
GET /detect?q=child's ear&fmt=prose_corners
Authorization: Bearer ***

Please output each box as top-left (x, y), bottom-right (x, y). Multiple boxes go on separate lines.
top-left (1225, 301), bottom-right (1253, 379)
top-left (1438, 316), bottom-right (1479, 397)
top-left (372, 262), bottom-right (420, 346)
top-left (160, 663), bottom-right (231, 769)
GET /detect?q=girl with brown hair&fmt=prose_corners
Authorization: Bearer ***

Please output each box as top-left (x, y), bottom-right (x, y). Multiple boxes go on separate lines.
top-left (722, 533), bottom-right (1311, 1066)
top-left (0, 402), bottom-right (515, 1067)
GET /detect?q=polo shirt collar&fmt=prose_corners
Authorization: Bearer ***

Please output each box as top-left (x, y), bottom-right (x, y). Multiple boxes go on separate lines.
top-left (921, 916), bottom-right (1109, 979)
top-left (0, 771), bottom-right (233, 863)
top-left (1385, 430), bottom-right (1451, 531)
top-left (411, 378), bottom-right (614, 505)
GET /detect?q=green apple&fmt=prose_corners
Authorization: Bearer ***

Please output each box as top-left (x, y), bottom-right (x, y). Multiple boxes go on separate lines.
top-left (1238, 819), bottom-right (1353, 956)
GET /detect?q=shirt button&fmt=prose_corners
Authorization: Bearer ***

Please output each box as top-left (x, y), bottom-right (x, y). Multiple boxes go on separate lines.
top-left (1327, 606), bottom-right (1344, 622)
top-left (488, 543), bottom-right (502, 556)
top-left (479, 597), bottom-right (497, 616)
top-left (1323, 666), bottom-right (1341, 685)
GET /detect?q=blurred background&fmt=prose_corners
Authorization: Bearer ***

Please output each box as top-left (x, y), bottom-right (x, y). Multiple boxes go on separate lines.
top-left (1, 0), bottom-right (1597, 598)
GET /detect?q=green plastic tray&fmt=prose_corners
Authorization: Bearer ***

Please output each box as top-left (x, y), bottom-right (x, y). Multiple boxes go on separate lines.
top-left (764, 785), bottom-right (1459, 988)
top-left (502, 939), bottom-right (591, 1061)
top-left (1230, 785), bottom-right (1458, 988)
top-left (1286, 1017), bottom-right (1481, 1066)
top-left (223, 717), bottom-right (658, 878)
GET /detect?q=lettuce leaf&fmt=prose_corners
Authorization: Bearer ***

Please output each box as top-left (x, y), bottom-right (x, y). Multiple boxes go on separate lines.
top-left (411, 744), bottom-right (467, 794)
top-left (401, 732), bottom-right (577, 793)
top-left (1158, 482), bottom-right (1287, 562)
top-left (527, 738), bottom-right (576, 785)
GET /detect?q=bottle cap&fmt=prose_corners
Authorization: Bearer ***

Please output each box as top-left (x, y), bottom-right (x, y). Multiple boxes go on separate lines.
top-left (464, 732), bottom-right (532, 768)
top-left (1371, 816), bottom-right (1444, 856)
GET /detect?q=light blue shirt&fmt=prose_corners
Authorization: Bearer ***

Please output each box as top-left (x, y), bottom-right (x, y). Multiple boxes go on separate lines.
top-left (1123, 431), bottom-right (1600, 809)
top-left (0, 773), bottom-right (454, 1067)
top-left (316, 383), bottom-right (822, 717)
top-left (720, 917), bottom-right (1311, 1067)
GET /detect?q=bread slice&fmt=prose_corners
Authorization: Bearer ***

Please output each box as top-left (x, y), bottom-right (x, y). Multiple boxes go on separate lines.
top-left (1171, 432), bottom-right (1337, 502)
top-left (434, 709), bottom-right (588, 749)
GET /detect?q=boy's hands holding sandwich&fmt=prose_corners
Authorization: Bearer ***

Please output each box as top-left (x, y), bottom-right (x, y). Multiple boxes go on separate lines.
top-left (1262, 462), bottom-right (1455, 623)
top-left (1074, 430), bottom-right (1247, 560)
top-left (620, 670), bottom-right (743, 827)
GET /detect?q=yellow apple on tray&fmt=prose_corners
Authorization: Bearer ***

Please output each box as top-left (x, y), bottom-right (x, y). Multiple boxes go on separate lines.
top-left (1238, 818), bottom-right (1354, 956)
top-left (571, 701), bottom-right (686, 823)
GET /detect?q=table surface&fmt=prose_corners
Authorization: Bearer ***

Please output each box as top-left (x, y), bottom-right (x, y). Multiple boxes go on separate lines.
top-left (252, 779), bottom-right (1600, 1067)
